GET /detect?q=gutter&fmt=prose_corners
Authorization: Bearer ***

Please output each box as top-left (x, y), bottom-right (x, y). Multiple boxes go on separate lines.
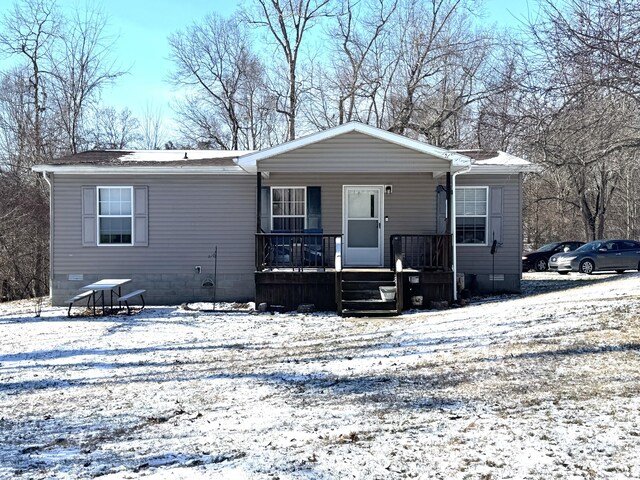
top-left (31, 165), bottom-right (249, 175)
top-left (450, 165), bottom-right (472, 302)
top-left (467, 164), bottom-right (542, 174)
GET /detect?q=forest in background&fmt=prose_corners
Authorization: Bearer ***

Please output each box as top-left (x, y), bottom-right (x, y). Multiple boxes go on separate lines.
top-left (1, 0), bottom-right (639, 301)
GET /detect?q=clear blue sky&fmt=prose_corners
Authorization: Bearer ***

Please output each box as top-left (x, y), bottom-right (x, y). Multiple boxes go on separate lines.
top-left (1, 0), bottom-right (533, 139)
top-left (93, 0), bottom-right (241, 120)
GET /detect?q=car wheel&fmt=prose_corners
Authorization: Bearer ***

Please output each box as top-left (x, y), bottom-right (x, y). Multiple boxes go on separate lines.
top-left (580, 259), bottom-right (595, 274)
top-left (535, 258), bottom-right (548, 272)
top-left (558, 271), bottom-right (569, 275)
top-left (616, 270), bottom-right (625, 274)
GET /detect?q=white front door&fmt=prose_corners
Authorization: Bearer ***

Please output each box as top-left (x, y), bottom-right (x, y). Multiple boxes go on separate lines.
top-left (343, 186), bottom-right (383, 266)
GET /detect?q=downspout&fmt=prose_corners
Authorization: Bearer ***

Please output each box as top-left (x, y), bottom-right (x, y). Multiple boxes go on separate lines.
top-left (42, 170), bottom-right (53, 302)
top-left (451, 165), bottom-right (471, 302)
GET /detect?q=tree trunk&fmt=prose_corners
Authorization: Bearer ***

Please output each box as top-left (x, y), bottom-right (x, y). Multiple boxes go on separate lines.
top-left (288, 63), bottom-right (296, 141)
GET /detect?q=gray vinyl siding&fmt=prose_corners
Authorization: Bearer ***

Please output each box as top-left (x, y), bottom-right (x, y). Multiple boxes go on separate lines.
top-left (455, 174), bottom-right (522, 292)
top-left (260, 132), bottom-right (451, 173)
top-left (51, 173), bottom-right (256, 304)
top-left (265, 172), bottom-right (440, 265)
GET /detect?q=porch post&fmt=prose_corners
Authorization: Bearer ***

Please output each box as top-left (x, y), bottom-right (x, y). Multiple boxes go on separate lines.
top-left (451, 170), bottom-right (457, 301)
top-left (445, 172), bottom-right (452, 234)
top-left (256, 172), bottom-right (262, 233)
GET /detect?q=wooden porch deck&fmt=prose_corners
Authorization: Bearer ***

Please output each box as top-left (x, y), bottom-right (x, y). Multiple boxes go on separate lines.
top-left (255, 233), bottom-right (454, 315)
top-left (255, 268), bottom-right (453, 315)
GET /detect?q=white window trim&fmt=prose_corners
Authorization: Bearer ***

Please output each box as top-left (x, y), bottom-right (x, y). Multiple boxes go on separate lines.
top-left (270, 186), bottom-right (306, 231)
top-left (455, 186), bottom-right (489, 247)
top-left (97, 186), bottom-right (134, 246)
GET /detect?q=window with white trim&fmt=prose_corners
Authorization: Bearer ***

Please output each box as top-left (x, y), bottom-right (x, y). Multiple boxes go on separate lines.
top-left (271, 187), bottom-right (306, 232)
top-left (98, 186), bottom-right (133, 245)
top-left (455, 187), bottom-right (488, 245)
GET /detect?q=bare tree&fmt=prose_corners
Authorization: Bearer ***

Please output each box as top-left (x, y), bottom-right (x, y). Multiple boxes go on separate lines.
top-left (0, 170), bottom-right (49, 299)
top-left (88, 106), bottom-right (140, 149)
top-left (381, 0), bottom-right (503, 147)
top-left (537, 0), bottom-right (640, 100)
top-left (0, 0), bottom-right (61, 170)
top-left (0, 0), bottom-right (123, 300)
top-left (516, 0), bottom-right (640, 242)
top-left (331, 0), bottom-right (397, 125)
top-left (473, 49), bottom-right (529, 151)
top-left (140, 102), bottom-right (165, 150)
top-left (49, 4), bottom-right (125, 154)
top-left (246, 0), bottom-right (331, 140)
top-left (614, 151), bottom-right (640, 239)
top-left (235, 59), bottom-right (282, 150)
top-left (0, 69), bottom-right (38, 170)
top-left (0, 0), bottom-right (62, 298)
top-left (173, 95), bottom-right (227, 149)
top-left (169, 13), bottom-right (267, 150)
top-left (307, 0), bottom-right (503, 146)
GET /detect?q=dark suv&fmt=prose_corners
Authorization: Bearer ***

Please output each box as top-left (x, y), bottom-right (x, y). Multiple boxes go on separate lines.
top-left (522, 241), bottom-right (584, 272)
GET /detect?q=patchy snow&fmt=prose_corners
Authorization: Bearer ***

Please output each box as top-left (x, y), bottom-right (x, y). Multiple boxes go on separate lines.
top-left (472, 150), bottom-right (531, 166)
top-left (116, 150), bottom-right (254, 163)
top-left (1, 272), bottom-right (639, 479)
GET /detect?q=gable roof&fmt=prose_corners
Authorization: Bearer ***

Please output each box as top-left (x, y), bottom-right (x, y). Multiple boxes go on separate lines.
top-left (236, 122), bottom-right (472, 173)
top-left (32, 149), bottom-right (253, 174)
top-left (31, 125), bottom-right (538, 176)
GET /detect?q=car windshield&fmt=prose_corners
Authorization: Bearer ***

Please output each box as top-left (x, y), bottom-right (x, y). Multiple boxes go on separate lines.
top-left (536, 243), bottom-right (559, 253)
top-left (575, 241), bottom-right (601, 252)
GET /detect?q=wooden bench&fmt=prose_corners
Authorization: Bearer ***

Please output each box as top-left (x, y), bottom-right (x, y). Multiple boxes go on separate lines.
top-left (117, 289), bottom-right (146, 315)
top-left (66, 290), bottom-right (95, 317)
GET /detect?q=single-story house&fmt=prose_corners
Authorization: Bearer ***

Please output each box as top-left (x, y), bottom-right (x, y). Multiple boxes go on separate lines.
top-left (33, 122), bottom-right (537, 315)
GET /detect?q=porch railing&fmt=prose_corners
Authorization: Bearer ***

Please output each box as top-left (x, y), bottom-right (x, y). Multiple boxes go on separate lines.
top-left (256, 233), bottom-right (342, 271)
top-left (390, 234), bottom-right (452, 271)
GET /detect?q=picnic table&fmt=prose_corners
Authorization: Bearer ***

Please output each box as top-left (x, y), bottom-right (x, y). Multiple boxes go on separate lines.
top-left (66, 278), bottom-right (147, 317)
top-left (80, 278), bottom-right (131, 316)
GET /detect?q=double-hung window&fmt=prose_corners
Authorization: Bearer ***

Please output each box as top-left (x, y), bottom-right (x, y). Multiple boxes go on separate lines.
top-left (455, 187), bottom-right (488, 245)
top-left (271, 187), bottom-right (306, 232)
top-left (97, 186), bottom-right (133, 245)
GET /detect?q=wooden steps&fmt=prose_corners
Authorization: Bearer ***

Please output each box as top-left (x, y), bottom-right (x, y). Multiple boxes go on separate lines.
top-left (338, 270), bottom-right (399, 317)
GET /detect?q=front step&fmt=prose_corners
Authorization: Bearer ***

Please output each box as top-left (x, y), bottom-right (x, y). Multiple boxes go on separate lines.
top-left (341, 309), bottom-right (400, 318)
top-left (341, 270), bottom-right (395, 281)
top-left (341, 280), bottom-right (395, 291)
top-left (338, 270), bottom-right (399, 316)
top-left (342, 299), bottom-right (396, 311)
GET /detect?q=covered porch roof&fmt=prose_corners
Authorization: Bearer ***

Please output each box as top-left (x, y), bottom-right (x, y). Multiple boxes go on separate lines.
top-left (236, 122), bottom-right (472, 175)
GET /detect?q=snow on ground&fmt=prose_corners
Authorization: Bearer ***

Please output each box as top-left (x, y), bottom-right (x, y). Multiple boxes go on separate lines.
top-left (1, 272), bottom-right (639, 479)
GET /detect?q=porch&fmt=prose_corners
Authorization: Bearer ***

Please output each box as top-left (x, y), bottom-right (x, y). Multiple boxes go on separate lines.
top-left (244, 124), bottom-right (468, 315)
top-left (255, 233), bottom-right (453, 315)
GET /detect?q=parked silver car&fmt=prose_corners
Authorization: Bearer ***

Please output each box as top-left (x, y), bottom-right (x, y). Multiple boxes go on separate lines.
top-left (549, 240), bottom-right (640, 274)
top-left (522, 241), bottom-right (584, 272)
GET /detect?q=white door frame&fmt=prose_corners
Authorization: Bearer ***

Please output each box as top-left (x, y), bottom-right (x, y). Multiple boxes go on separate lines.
top-left (342, 185), bottom-right (384, 267)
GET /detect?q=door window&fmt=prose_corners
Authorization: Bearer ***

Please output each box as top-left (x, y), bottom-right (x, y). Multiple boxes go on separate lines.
top-left (347, 189), bottom-right (379, 248)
